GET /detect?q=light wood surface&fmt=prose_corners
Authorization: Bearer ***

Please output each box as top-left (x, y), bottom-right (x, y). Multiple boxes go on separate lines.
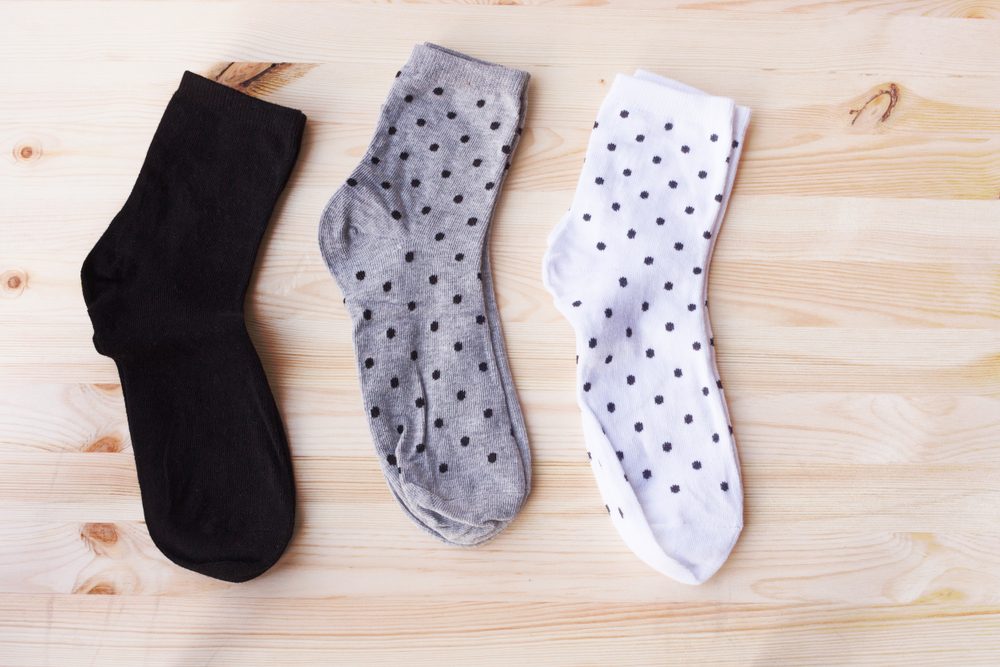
top-left (2, 1), bottom-right (999, 665)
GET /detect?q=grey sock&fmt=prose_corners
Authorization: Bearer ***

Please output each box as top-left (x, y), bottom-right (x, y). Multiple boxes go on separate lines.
top-left (319, 43), bottom-right (532, 545)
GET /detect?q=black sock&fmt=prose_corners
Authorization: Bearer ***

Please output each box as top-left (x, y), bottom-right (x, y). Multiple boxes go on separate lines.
top-left (81, 72), bottom-right (305, 582)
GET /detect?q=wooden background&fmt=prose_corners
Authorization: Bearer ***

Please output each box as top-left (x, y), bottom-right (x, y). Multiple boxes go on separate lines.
top-left (2, 1), bottom-right (999, 664)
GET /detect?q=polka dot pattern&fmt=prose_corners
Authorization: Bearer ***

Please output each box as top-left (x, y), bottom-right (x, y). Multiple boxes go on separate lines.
top-left (319, 43), bottom-right (533, 546)
top-left (542, 71), bottom-right (750, 584)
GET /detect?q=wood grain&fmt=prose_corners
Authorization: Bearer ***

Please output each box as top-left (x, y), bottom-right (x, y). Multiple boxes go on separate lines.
top-left (1, 0), bottom-right (999, 664)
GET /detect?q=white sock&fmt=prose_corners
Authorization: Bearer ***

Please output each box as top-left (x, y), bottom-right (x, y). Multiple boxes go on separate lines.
top-left (542, 73), bottom-right (750, 584)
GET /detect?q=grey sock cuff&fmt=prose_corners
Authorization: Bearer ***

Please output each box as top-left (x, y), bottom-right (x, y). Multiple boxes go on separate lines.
top-left (405, 43), bottom-right (530, 98)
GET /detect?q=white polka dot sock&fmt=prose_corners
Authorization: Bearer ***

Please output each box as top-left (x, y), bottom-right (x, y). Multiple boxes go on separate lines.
top-left (542, 73), bottom-right (750, 584)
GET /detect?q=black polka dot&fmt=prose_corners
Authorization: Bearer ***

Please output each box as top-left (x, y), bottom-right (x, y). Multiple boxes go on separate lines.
top-left (364, 358), bottom-right (374, 369)
top-left (607, 143), bottom-right (617, 151)
top-left (454, 341), bottom-right (463, 352)
top-left (710, 133), bottom-right (719, 142)
top-left (387, 454), bottom-right (397, 466)
top-left (386, 328), bottom-right (396, 339)
top-left (416, 443), bottom-right (426, 453)
top-left (355, 270), bottom-right (366, 281)
top-left (662, 442), bottom-right (672, 452)
top-left (432, 370), bottom-right (441, 380)
top-left (665, 122), bottom-right (673, 131)
top-left (429, 275), bottom-right (438, 285)
top-left (623, 168), bottom-right (632, 177)
top-left (410, 350), bottom-right (418, 360)
top-left (634, 422), bottom-right (644, 432)
top-left (407, 301), bottom-right (417, 311)
top-left (347, 178), bottom-right (358, 186)
top-left (388, 127), bottom-right (397, 135)
top-left (583, 382), bottom-right (592, 392)
top-left (702, 387), bottom-right (710, 396)
top-left (588, 337), bottom-right (597, 348)
top-left (460, 435), bottom-right (470, 446)
top-left (467, 217), bottom-right (478, 226)
top-left (396, 424), bottom-right (404, 435)
top-left (483, 408), bottom-right (493, 418)
top-left (411, 179), bottom-right (421, 188)
top-left (596, 242), bottom-right (606, 251)
top-left (685, 206), bottom-right (695, 214)
top-left (693, 267), bottom-right (702, 275)
top-left (605, 355), bottom-right (613, 364)
top-left (665, 322), bottom-right (674, 332)
top-left (487, 452), bottom-right (497, 463)
top-left (403, 94), bottom-right (414, 103)
top-left (681, 145), bottom-right (690, 153)
top-left (684, 414), bottom-right (693, 424)
top-left (688, 303), bottom-right (697, 311)
top-left (693, 341), bottom-right (702, 350)
top-left (627, 229), bottom-right (636, 239)
top-left (692, 461), bottom-right (702, 470)
top-left (619, 277), bottom-right (628, 287)
top-left (640, 191), bottom-right (649, 199)
top-left (485, 182), bottom-right (495, 190)
top-left (390, 377), bottom-right (400, 389)
top-left (670, 485), bottom-right (680, 493)
top-left (636, 134), bottom-right (645, 142)
top-left (455, 253), bottom-right (465, 261)
top-left (674, 242), bottom-right (684, 251)
top-left (453, 195), bottom-right (464, 204)
top-left (453, 294), bottom-right (462, 304)
top-left (415, 397), bottom-right (425, 408)
top-left (479, 362), bottom-right (488, 372)
top-left (652, 156), bottom-right (661, 164)
top-left (433, 87), bottom-right (444, 95)
top-left (644, 256), bottom-right (653, 265)
top-left (703, 231), bottom-right (712, 239)
top-left (656, 217), bottom-right (665, 226)
top-left (392, 210), bottom-right (403, 220)
top-left (604, 308), bottom-right (613, 318)
top-left (475, 314), bottom-right (485, 324)
top-left (434, 417), bottom-right (444, 428)
top-left (583, 213), bottom-right (592, 221)
top-left (370, 406), bottom-right (380, 418)
top-left (612, 202), bottom-right (621, 212)
top-left (490, 121), bottom-right (501, 130)
top-left (715, 194), bottom-right (723, 203)
top-left (477, 99), bottom-right (486, 108)
top-left (434, 232), bottom-right (445, 241)
top-left (654, 395), bottom-right (664, 405)
top-left (698, 170), bottom-right (707, 179)
top-left (415, 118), bottom-right (426, 128)
top-left (721, 481), bottom-right (730, 491)
top-left (646, 348), bottom-right (655, 358)
top-left (439, 463), bottom-right (448, 473)
top-left (430, 321), bottom-right (439, 332)
top-left (363, 309), bottom-right (372, 320)
top-left (607, 402), bottom-right (616, 413)
top-left (616, 450), bottom-right (624, 461)
top-left (674, 368), bottom-right (682, 377)
top-left (626, 375), bottom-right (635, 385)
top-left (712, 433), bottom-right (720, 443)
top-left (429, 143), bottom-right (440, 152)
top-left (664, 281), bottom-right (673, 291)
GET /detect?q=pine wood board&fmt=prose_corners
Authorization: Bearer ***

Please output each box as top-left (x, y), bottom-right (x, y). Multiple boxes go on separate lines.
top-left (1, 1), bottom-right (999, 664)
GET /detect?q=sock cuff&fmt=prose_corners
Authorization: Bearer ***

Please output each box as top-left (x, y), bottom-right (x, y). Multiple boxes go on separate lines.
top-left (605, 73), bottom-right (735, 129)
top-left (175, 71), bottom-right (307, 138)
top-left (403, 43), bottom-right (529, 100)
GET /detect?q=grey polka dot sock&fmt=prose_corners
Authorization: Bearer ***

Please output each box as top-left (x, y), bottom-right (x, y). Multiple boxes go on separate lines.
top-left (319, 43), bottom-right (531, 545)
